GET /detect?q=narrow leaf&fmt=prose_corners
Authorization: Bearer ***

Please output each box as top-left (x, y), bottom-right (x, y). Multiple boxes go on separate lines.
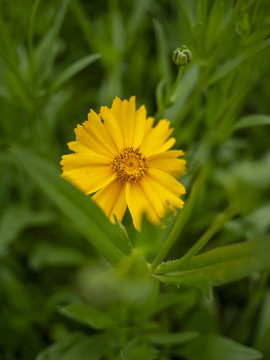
top-left (128, 0), bottom-right (152, 37)
top-left (36, 332), bottom-right (106, 360)
top-left (178, 334), bottom-right (262, 360)
top-left (234, 114), bottom-right (270, 130)
top-left (153, 19), bottom-right (173, 91)
top-left (184, 234), bottom-right (270, 270)
top-left (35, 0), bottom-right (69, 82)
top-left (148, 331), bottom-right (199, 345)
top-left (36, 333), bottom-right (85, 360)
top-left (155, 235), bottom-right (270, 292)
top-left (255, 290), bottom-right (270, 350)
top-left (121, 338), bottom-right (158, 360)
top-left (207, 38), bottom-right (270, 86)
top-left (11, 147), bottom-right (128, 264)
top-left (60, 303), bottom-right (113, 330)
top-left (50, 53), bottom-right (101, 92)
top-left (205, 0), bottom-right (224, 52)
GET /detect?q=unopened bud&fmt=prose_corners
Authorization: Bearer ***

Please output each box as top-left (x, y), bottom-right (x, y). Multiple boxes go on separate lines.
top-left (172, 45), bottom-right (192, 66)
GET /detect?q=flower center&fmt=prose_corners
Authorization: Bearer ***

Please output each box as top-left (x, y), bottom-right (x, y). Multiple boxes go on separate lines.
top-left (112, 147), bottom-right (148, 182)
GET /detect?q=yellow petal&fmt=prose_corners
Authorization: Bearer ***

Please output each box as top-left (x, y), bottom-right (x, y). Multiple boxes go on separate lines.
top-left (111, 97), bottom-right (129, 146)
top-left (149, 168), bottom-right (186, 195)
top-left (74, 123), bottom-right (115, 158)
top-left (126, 182), bottom-right (160, 231)
top-left (133, 105), bottom-right (147, 149)
top-left (146, 168), bottom-right (185, 209)
top-left (110, 96), bottom-right (141, 148)
top-left (84, 110), bottom-right (118, 155)
top-left (61, 152), bottom-right (111, 170)
top-left (139, 177), bottom-right (165, 218)
top-left (157, 137), bottom-right (176, 153)
top-left (144, 117), bottom-right (154, 136)
top-left (140, 119), bottom-right (174, 156)
top-left (62, 165), bottom-right (115, 195)
top-left (126, 96), bottom-right (136, 146)
top-left (92, 180), bottom-right (127, 222)
top-left (148, 150), bottom-right (186, 177)
top-left (100, 106), bottom-right (125, 151)
top-left (67, 141), bottom-right (93, 154)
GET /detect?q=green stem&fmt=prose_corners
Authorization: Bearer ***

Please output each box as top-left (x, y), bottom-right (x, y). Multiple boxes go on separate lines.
top-left (156, 66), bottom-right (185, 119)
top-left (167, 66), bottom-right (184, 103)
top-left (154, 205), bottom-right (237, 275)
top-left (150, 166), bottom-right (208, 272)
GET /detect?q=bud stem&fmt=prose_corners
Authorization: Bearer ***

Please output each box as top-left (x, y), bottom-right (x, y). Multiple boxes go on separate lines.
top-left (167, 66), bottom-right (184, 104)
top-left (155, 66), bottom-right (185, 119)
top-left (156, 46), bottom-right (192, 119)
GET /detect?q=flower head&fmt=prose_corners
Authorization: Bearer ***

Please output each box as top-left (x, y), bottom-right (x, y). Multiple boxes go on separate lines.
top-left (61, 97), bottom-right (186, 230)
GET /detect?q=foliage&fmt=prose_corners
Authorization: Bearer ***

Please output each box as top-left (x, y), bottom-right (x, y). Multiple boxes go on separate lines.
top-left (0, 0), bottom-right (270, 359)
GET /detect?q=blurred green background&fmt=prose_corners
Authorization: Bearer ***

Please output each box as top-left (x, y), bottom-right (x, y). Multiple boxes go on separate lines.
top-left (0, 0), bottom-right (270, 359)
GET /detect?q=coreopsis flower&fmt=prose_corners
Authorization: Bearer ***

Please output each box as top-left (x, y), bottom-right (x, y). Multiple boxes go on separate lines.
top-left (61, 97), bottom-right (186, 230)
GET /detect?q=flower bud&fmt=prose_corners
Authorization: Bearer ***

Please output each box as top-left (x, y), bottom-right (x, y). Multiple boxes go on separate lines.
top-left (172, 45), bottom-right (192, 66)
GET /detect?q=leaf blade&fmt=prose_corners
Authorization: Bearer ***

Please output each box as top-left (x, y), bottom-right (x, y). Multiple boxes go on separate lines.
top-left (11, 146), bottom-right (127, 264)
top-left (234, 114), bottom-right (270, 130)
top-left (60, 303), bottom-right (113, 330)
top-left (50, 53), bottom-right (101, 92)
top-left (154, 235), bottom-right (270, 293)
top-left (178, 334), bottom-right (262, 360)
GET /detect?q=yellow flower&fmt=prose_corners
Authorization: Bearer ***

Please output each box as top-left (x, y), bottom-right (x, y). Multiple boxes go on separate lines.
top-left (61, 96), bottom-right (186, 230)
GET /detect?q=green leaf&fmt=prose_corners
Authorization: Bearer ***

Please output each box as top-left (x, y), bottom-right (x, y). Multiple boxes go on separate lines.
top-left (207, 38), bottom-right (270, 86)
top-left (34, 0), bottom-right (69, 84)
top-left (234, 114), bottom-right (270, 130)
top-left (128, 0), bottom-right (152, 38)
top-left (60, 303), bottom-right (113, 330)
top-left (146, 291), bottom-right (199, 318)
top-left (215, 154), bottom-right (270, 215)
top-left (36, 332), bottom-right (106, 360)
top-left (205, 0), bottom-right (224, 53)
top-left (111, 11), bottom-right (126, 53)
top-left (243, 204), bottom-right (270, 240)
top-left (121, 338), bottom-right (158, 360)
top-left (155, 206), bottom-right (235, 275)
top-left (148, 331), bottom-right (199, 345)
top-left (153, 19), bottom-right (173, 91)
top-left (177, 334), bottom-right (262, 360)
top-left (50, 53), bottom-right (101, 92)
top-left (186, 235), bottom-right (270, 270)
top-left (154, 235), bottom-right (270, 293)
top-left (0, 265), bottom-right (32, 312)
top-left (170, 63), bottom-right (198, 103)
top-left (11, 146), bottom-right (130, 264)
top-left (155, 79), bottom-right (166, 111)
top-left (163, 64), bottom-right (198, 124)
top-left (36, 333), bottom-right (83, 360)
top-left (255, 290), bottom-right (270, 352)
top-left (69, 0), bottom-right (95, 50)
top-left (0, 205), bottom-right (55, 258)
